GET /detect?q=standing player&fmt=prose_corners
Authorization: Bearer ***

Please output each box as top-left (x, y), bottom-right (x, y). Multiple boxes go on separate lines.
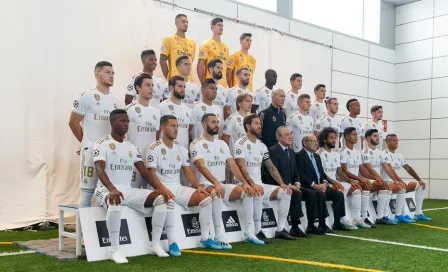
top-left (207, 59), bottom-right (227, 113)
top-left (314, 97), bottom-right (341, 148)
top-left (163, 56), bottom-right (201, 108)
top-left (160, 14), bottom-right (196, 81)
top-left (361, 105), bottom-right (385, 150)
top-left (287, 94), bottom-right (314, 152)
top-left (69, 61), bottom-right (122, 207)
top-left (191, 113), bottom-right (264, 246)
top-left (309, 84), bottom-right (327, 125)
top-left (125, 74), bottom-right (160, 189)
top-left (340, 99), bottom-right (363, 150)
top-left (192, 78), bottom-right (221, 139)
top-left (146, 115), bottom-right (220, 251)
top-left (93, 109), bottom-right (174, 263)
top-left (227, 33), bottom-right (256, 91)
top-left (222, 93), bottom-right (252, 153)
top-left (197, 18), bottom-right (229, 87)
top-left (158, 75), bottom-right (193, 150)
top-left (125, 50), bottom-right (165, 107)
top-left (317, 128), bottom-right (369, 229)
top-left (234, 114), bottom-right (295, 242)
top-left (252, 69), bottom-right (277, 114)
top-left (384, 134), bottom-right (431, 221)
top-left (224, 67), bottom-right (251, 120)
top-left (284, 73), bottom-right (303, 117)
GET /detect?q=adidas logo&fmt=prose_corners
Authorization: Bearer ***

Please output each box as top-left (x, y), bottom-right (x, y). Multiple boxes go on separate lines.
top-left (226, 216), bottom-right (238, 228)
top-left (408, 202), bottom-right (415, 209)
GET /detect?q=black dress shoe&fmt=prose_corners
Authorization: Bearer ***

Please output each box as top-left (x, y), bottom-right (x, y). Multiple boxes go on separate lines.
top-left (275, 229), bottom-right (296, 240)
top-left (364, 218), bottom-right (376, 228)
top-left (289, 228), bottom-right (308, 238)
top-left (332, 224), bottom-right (348, 231)
top-left (319, 224), bottom-right (332, 233)
top-left (306, 226), bottom-right (325, 235)
top-left (256, 230), bottom-right (272, 244)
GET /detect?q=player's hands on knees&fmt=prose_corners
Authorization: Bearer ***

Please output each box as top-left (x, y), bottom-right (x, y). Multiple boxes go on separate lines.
top-left (243, 183), bottom-right (255, 197)
top-left (418, 180), bottom-right (426, 190)
top-left (332, 181), bottom-right (344, 192)
top-left (214, 183), bottom-right (225, 198)
top-left (197, 186), bottom-right (210, 197)
top-left (281, 184), bottom-right (292, 195)
top-left (157, 187), bottom-right (174, 202)
top-left (109, 189), bottom-right (124, 205)
top-left (290, 184), bottom-right (301, 192)
top-left (395, 181), bottom-right (406, 189)
top-left (252, 184), bottom-right (264, 196)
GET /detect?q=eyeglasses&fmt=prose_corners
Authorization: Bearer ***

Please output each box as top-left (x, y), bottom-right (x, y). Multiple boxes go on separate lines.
top-left (305, 140), bottom-right (318, 143)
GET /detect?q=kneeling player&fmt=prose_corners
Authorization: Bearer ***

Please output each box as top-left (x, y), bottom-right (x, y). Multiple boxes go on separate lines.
top-left (191, 113), bottom-right (258, 247)
top-left (235, 114), bottom-right (295, 243)
top-left (93, 109), bottom-right (174, 264)
top-left (384, 134), bottom-right (431, 221)
top-left (146, 115), bottom-right (219, 254)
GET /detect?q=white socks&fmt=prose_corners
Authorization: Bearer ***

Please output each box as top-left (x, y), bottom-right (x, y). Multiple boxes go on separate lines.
top-left (241, 192), bottom-right (254, 235)
top-left (79, 190), bottom-right (94, 208)
top-left (151, 195), bottom-right (167, 247)
top-left (383, 191), bottom-right (392, 218)
top-left (276, 189), bottom-right (291, 231)
top-left (211, 190), bottom-right (224, 240)
top-left (340, 195), bottom-right (350, 223)
top-left (361, 191), bottom-right (370, 219)
top-left (395, 190), bottom-right (406, 217)
top-left (350, 190), bottom-right (362, 221)
top-left (415, 184), bottom-right (425, 215)
top-left (199, 196), bottom-right (213, 241)
top-left (165, 200), bottom-right (175, 245)
top-left (253, 196), bottom-right (263, 234)
top-left (106, 203), bottom-right (122, 251)
top-left (377, 190), bottom-right (388, 219)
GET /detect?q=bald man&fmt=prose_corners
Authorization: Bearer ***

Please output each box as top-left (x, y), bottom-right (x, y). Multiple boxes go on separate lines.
top-left (259, 89), bottom-right (287, 149)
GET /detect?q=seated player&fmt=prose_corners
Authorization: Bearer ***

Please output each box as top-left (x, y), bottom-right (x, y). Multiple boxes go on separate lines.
top-left (93, 109), bottom-right (174, 264)
top-left (191, 113), bottom-right (259, 247)
top-left (234, 114), bottom-right (295, 243)
top-left (384, 134), bottom-right (431, 221)
top-left (146, 115), bottom-right (220, 254)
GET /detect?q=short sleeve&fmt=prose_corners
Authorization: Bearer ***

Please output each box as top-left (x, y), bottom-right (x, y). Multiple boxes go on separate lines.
top-left (93, 140), bottom-right (107, 163)
top-left (154, 110), bottom-right (161, 131)
top-left (133, 145), bottom-right (143, 164)
top-left (146, 147), bottom-right (158, 168)
top-left (191, 41), bottom-right (196, 61)
top-left (360, 123), bottom-right (369, 137)
top-left (198, 42), bottom-right (209, 61)
top-left (227, 53), bottom-right (236, 70)
top-left (162, 84), bottom-right (170, 100)
top-left (225, 92), bottom-right (232, 107)
top-left (261, 144), bottom-right (270, 162)
top-left (72, 92), bottom-right (88, 116)
top-left (233, 141), bottom-right (246, 160)
top-left (126, 76), bottom-right (136, 97)
top-left (399, 154), bottom-right (407, 167)
top-left (339, 151), bottom-right (347, 164)
top-left (335, 155), bottom-right (341, 168)
top-left (253, 90), bottom-right (263, 106)
top-left (315, 119), bottom-right (324, 133)
top-left (286, 115), bottom-right (295, 131)
top-left (187, 108), bottom-right (194, 124)
top-left (380, 152), bottom-right (388, 164)
top-left (181, 146), bottom-right (190, 166)
top-left (362, 151), bottom-right (372, 164)
top-left (253, 57), bottom-right (257, 70)
top-left (160, 37), bottom-right (170, 56)
top-left (190, 141), bottom-right (204, 163)
top-left (223, 143), bottom-right (232, 160)
top-left (222, 117), bottom-right (233, 136)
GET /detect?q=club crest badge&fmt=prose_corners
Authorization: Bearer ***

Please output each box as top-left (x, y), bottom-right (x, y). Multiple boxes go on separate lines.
top-left (177, 154), bottom-right (181, 162)
top-left (109, 143), bottom-right (116, 150)
top-left (203, 143), bottom-right (208, 149)
top-left (168, 105), bottom-right (174, 111)
top-left (135, 107), bottom-right (141, 113)
top-left (129, 151), bottom-right (133, 158)
top-left (161, 148), bottom-right (166, 156)
top-left (94, 94), bottom-right (100, 101)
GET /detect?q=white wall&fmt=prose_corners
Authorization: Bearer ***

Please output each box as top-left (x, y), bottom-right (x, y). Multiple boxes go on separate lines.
top-left (395, 0), bottom-right (448, 199)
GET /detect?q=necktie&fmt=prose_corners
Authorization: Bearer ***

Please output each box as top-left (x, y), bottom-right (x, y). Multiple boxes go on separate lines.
top-left (310, 154), bottom-right (321, 184)
top-left (284, 148), bottom-right (290, 160)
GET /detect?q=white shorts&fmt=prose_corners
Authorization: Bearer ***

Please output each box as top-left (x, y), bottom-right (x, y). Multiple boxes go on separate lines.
top-left (203, 183), bottom-right (238, 202)
top-left (80, 147), bottom-right (99, 191)
top-left (339, 182), bottom-right (352, 196)
top-left (164, 184), bottom-right (196, 209)
top-left (261, 184), bottom-right (279, 204)
top-left (95, 186), bottom-right (154, 214)
top-left (131, 171), bottom-right (150, 189)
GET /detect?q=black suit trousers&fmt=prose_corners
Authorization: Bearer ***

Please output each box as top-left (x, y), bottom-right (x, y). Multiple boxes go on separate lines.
top-left (288, 189), bottom-right (304, 229)
top-left (313, 187), bottom-right (346, 226)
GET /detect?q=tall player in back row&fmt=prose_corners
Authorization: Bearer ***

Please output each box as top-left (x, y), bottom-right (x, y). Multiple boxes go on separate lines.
top-left (224, 67), bottom-right (251, 120)
top-left (252, 69), bottom-right (277, 114)
top-left (340, 98), bottom-right (362, 150)
top-left (285, 73), bottom-right (303, 117)
top-left (227, 33), bottom-right (256, 91)
top-left (314, 97), bottom-right (341, 149)
top-left (69, 61), bottom-right (122, 207)
top-left (309, 84), bottom-right (327, 125)
top-left (160, 14), bottom-right (196, 81)
top-left (361, 105), bottom-right (385, 150)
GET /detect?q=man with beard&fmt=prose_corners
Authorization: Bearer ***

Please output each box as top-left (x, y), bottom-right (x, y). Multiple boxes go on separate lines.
top-left (125, 50), bottom-right (165, 107)
top-left (314, 97), bottom-right (342, 149)
top-left (160, 14), bottom-right (196, 81)
top-left (287, 94), bottom-right (314, 152)
top-left (309, 84), bottom-right (327, 125)
top-left (157, 75), bottom-right (193, 150)
top-left (207, 59), bottom-right (227, 132)
top-left (361, 105), bottom-right (385, 150)
top-left (197, 18), bottom-right (229, 87)
top-left (259, 89), bottom-right (287, 149)
top-left (190, 113), bottom-right (261, 247)
top-left (69, 61), bottom-right (122, 207)
top-left (163, 56), bottom-right (201, 108)
top-left (284, 73), bottom-right (303, 117)
top-left (252, 69), bottom-right (277, 114)
top-left (340, 99), bottom-right (363, 150)
top-left (192, 78), bottom-right (222, 139)
top-left (224, 67), bottom-right (251, 120)
top-left (234, 114), bottom-right (295, 242)
top-left (227, 33), bottom-right (256, 91)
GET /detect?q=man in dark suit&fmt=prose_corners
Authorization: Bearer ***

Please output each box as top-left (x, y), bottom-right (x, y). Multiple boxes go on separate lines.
top-left (297, 134), bottom-right (349, 233)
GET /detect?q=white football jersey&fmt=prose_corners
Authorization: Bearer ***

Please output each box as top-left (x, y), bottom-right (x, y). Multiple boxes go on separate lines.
top-left (318, 148), bottom-right (341, 180)
top-left (190, 136), bottom-right (232, 185)
top-left (213, 83), bottom-right (228, 111)
top-left (72, 88), bottom-right (122, 148)
top-left (233, 136), bottom-right (269, 184)
top-left (340, 116), bottom-right (363, 150)
top-left (157, 100), bottom-right (193, 149)
top-left (309, 101), bottom-right (326, 125)
top-left (146, 139), bottom-right (190, 187)
top-left (163, 81), bottom-right (201, 108)
top-left (361, 145), bottom-right (386, 177)
top-left (284, 90), bottom-right (301, 117)
top-left (223, 112), bottom-right (246, 153)
top-left (253, 86), bottom-right (273, 113)
top-left (315, 114), bottom-right (342, 149)
top-left (361, 120), bottom-right (385, 150)
top-left (191, 101), bottom-right (222, 139)
top-left (125, 72), bottom-right (165, 107)
top-left (339, 146), bottom-right (362, 176)
top-left (286, 112), bottom-right (314, 152)
top-left (93, 136), bottom-right (142, 188)
top-left (225, 86), bottom-right (251, 115)
top-left (382, 149), bottom-right (407, 182)
top-left (125, 102), bottom-right (160, 155)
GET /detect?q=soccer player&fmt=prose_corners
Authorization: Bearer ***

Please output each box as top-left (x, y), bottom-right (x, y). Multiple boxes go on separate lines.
top-left (309, 84), bottom-right (327, 124)
top-left (361, 105), bottom-right (385, 150)
top-left (125, 74), bottom-right (160, 189)
top-left (197, 18), bottom-right (229, 87)
top-left (191, 113), bottom-right (264, 246)
top-left (192, 78), bottom-right (222, 139)
top-left (160, 14), bottom-right (196, 81)
top-left (69, 61), bottom-right (122, 208)
top-left (207, 59), bottom-right (228, 112)
top-left (93, 109), bottom-right (174, 263)
top-left (252, 69), bottom-right (277, 114)
top-left (340, 98), bottom-right (363, 150)
top-left (286, 94), bottom-right (314, 152)
top-left (158, 75), bottom-right (193, 150)
top-left (384, 134), bottom-right (431, 221)
top-left (234, 114), bottom-right (295, 243)
top-left (317, 127), bottom-right (369, 229)
top-left (146, 115), bottom-right (219, 251)
top-left (314, 97), bottom-right (341, 149)
top-left (224, 67), bottom-right (251, 120)
top-left (163, 56), bottom-right (201, 108)
top-left (125, 50), bottom-right (165, 107)
top-left (222, 93), bottom-right (252, 153)
top-left (227, 33), bottom-right (256, 91)
top-left (284, 73), bottom-right (302, 117)
top-left (362, 129), bottom-right (403, 225)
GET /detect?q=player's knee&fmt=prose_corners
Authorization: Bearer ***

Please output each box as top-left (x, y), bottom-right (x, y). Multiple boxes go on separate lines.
top-left (167, 199), bottom-right (175, 212)
top-left (153, 195), bottom-right (167, 212)
top-left (152, 194), bottom-right (165, 206)
top-left (240, 190), bottom-right (248, 199)
top-left (378, 190), bottom-right (388, 196)
top-left (199, 196), bottom-right (212, 207)
top-left (277, 188), bottom-right (290, 200)
top-left (107, 202), bottom-right (122, 212)
top-left (351, 189), bottom-right (361, 195)
top-left (407, 182), bottom-right (417, 192)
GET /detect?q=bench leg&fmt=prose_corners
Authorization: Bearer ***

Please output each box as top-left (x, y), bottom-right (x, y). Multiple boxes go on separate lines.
top-left (58, 209), bottom-right (64, 251)
top-left (75, 211), bottom-right (82, 256)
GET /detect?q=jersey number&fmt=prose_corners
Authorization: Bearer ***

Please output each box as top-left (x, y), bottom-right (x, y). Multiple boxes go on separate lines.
top-left (132, 172), bottom-right (137, 182)
top-left (83, 166), bottom-right (94, 178)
